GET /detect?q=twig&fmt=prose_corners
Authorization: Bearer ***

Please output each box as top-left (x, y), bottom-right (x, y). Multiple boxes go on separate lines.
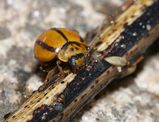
top-left (6, 0), bottom-right (159, 122)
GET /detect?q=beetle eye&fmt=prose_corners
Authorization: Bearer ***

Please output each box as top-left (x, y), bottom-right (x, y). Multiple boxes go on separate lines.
top-left (68, 53), bottom-right (86, 70)
top-left (69, 57), bottom-right (76, 67)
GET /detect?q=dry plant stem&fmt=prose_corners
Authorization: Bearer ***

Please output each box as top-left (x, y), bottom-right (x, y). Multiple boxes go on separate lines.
top-left (6, 0), bottom-right (159, 122)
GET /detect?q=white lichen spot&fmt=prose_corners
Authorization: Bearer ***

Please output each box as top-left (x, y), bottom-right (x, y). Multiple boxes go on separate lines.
top-left (146, 25), bottom-right (151, 30)
top-left (132, 32), bottom-right (137, 36)
top-left (139, 22), bottom-right (143, 26)
top-left (121, 44), bottom-right (126, 49)
top-left (121, 36), bottom-right (125, 39)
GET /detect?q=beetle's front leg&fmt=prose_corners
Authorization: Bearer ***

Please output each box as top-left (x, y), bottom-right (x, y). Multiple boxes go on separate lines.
top-left (43, 60), bottom-right (67, 85)
top-left (44, 66), bottom-right (58, 84)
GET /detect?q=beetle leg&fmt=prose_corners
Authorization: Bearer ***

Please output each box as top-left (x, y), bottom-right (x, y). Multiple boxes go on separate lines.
top-left (39, 67), bottom-right (65, 91)
top-left (44, 61), bottom-right (67, 85)
top-left (44, 67), bottom-right (58, 84)
top-left (56, 60), bottom-right (64, 74)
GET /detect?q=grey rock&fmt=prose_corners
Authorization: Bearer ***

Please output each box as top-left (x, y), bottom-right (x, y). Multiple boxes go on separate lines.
top-left (0, 0), bottom-right (159, 122)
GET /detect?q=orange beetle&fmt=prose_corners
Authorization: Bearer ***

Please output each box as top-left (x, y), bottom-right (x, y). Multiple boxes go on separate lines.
top-left (34, 28), bottom-right (88, 71)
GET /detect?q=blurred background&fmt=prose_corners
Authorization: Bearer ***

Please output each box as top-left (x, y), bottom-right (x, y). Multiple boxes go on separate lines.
top-left (0, 0), bottom-right (159, 122)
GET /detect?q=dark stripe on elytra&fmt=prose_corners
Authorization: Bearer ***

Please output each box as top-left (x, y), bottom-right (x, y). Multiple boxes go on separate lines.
top-left (51, 28), bottom-right (69, 42)
top-left (61, 42), bottom-right (81, 51)
top-left (36, 40), bottom-right (55, 52)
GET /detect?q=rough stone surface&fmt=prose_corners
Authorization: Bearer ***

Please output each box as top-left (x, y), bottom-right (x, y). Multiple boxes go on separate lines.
top-left (0, 0), bottom-right (159, 122)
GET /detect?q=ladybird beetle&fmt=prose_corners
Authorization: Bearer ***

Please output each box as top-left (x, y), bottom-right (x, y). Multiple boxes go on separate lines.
top-left (34, 28), bottom-right (88, 71)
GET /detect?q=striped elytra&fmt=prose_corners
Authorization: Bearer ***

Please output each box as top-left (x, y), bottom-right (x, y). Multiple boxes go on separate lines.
top-left (34, 28), bottom-right (88, 69)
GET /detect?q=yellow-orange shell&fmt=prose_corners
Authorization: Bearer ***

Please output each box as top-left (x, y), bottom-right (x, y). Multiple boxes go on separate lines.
top-left (34, 28), bottom-right (87, 63)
